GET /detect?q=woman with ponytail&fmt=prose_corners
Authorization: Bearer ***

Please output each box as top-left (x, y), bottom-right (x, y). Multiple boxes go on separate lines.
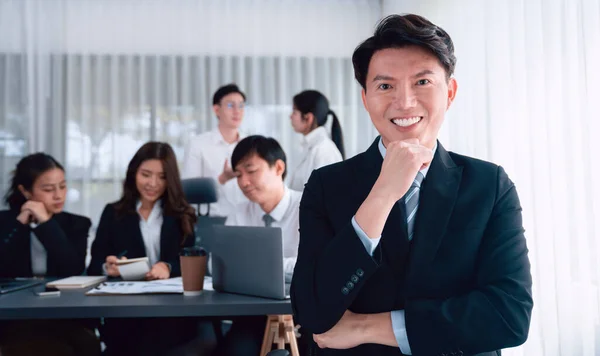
top-left (288, 90), bottom-right (345, 191)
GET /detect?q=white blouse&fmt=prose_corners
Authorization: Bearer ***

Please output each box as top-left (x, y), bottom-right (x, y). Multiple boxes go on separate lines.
top-left (288, 126), bottom-right (343, 191)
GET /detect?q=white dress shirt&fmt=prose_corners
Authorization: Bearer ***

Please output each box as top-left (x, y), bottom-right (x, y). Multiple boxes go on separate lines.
top-left (226, 186), bottom-right (301, 282)
top-left (288, 126), bottom-right (343, 191)
top-left (181, 128), bottom-right (248, 217)
top-left (351, 137), bottom-right (438, 355)
top-left (30, 227), bottom-right (47, 276)
top-left (137, 200), bottom-right (163, 267)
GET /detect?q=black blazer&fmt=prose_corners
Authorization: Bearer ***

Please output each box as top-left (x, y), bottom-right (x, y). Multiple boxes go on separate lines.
top-left (291, 138), bottom-right (533, 356)
top-left (0, 210), bottom-right (91, 278)
top-left (87, 203), bottom-right (193, 277)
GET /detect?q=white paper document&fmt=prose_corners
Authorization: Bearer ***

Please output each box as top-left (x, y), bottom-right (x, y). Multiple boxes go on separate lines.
top-left (86, 277), bottom-right (183, 295)
top-left (86, 277), bottom-right (214, 295)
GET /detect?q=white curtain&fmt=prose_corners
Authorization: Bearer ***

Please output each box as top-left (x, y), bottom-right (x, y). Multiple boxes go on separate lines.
top-left (0, 0), bottom-right (381, 226)
top-left (382, 0), bottom-right (600, 355)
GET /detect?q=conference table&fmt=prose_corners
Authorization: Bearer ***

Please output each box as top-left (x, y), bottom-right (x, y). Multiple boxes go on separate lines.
top-left (0, 282), bottom-right (292, 320)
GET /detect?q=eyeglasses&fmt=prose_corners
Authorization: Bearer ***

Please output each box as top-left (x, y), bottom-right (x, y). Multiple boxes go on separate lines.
top-left (222, 102), bottom-right (245, 110)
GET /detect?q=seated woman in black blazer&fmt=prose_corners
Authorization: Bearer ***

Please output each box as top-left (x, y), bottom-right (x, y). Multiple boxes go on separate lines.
top-left (0, 153), bottom-right (100, 356)
top-left (88, 142), bottom-right (198, 356)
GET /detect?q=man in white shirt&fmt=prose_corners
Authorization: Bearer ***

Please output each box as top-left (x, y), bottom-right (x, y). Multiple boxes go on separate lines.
top-left (226, 135), bottom-right (301, 282)
top-left (213, 135), bottom-right (302, 356)
top-left (181, 84), bottom-right (248, 217)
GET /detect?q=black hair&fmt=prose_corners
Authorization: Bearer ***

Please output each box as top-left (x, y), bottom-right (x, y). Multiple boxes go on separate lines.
top-left (212, 83), bottom-right (247, 105)
top-left (352, 13), bottom-right (456, 90)
top-left (231, 135), bottom-right (287, 180)
top-left (4, 153), bottom-right (64, 211)
top-left (293, 90), bottom-right (345, 159)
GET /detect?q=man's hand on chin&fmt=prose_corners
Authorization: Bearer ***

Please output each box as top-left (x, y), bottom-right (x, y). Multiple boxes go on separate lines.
top-left (313, 310), bottom-right (366, 349)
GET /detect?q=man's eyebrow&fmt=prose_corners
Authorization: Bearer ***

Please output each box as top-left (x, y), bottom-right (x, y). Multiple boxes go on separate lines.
top-left (413, 69), bottom-right (436, 78)
top-left (372, 74), bottom-right (395, 82)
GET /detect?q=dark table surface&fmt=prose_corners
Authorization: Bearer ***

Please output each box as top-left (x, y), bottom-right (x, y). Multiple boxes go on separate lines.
top-left (0, 282), bottom-right (292, 320)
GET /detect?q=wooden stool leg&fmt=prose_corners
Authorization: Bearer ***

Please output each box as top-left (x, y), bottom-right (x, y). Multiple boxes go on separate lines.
top-left (276, 315), bottom-right (286, 349)
top-left (260, 316), bottom-right (276, 356)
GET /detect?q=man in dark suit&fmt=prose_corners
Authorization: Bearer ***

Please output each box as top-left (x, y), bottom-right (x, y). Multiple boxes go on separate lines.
top-left (290, 14), bottom-right (533, 356)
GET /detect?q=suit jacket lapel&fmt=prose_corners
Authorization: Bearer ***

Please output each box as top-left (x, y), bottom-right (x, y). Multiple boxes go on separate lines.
top-left (160, 215), bottom-right (178, 261)
top-left (408, 141), bottom-right (463, 282)
top-left (125, 213), bottom-right (146, 257)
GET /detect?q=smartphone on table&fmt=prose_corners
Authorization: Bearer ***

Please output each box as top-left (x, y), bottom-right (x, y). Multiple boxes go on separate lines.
top-left (35, 286), bottom-right (61, 297)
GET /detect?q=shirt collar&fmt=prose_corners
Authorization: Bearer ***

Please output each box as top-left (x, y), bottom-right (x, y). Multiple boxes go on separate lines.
top-left (263, 186), bottom-right (291, 222)
top-left (136, 200), bottom-right (163, 223)
top-left (302, 126), bottom-right (328, 149)
top-left (211, 127), bottom-right (246, 145)
top-left (377, 137), bottom-right (438, 178)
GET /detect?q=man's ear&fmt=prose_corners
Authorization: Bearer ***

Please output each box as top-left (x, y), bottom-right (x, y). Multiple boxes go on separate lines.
top-left (361, 88), bottom-right (369, 111)
top-left (446, 77), bottom-right (458, 109)
top-left (274, 159), bottom-right (286, 178)
top-left (18, 185), bottom-right (31, 200)
top-left (212, 104), bottom-right (221, 119)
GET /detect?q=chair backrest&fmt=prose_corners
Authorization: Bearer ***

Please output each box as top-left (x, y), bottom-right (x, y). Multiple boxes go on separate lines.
top-left (181, 178), bottom-right (218, 205)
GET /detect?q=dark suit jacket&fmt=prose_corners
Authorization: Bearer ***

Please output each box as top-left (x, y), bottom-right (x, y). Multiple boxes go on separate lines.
top-left (87, 202), bottom-right (194, 277)
top-left (0, 210), bottom-right (91, 278)
top-left (291, 138), bottom-right (533, 356)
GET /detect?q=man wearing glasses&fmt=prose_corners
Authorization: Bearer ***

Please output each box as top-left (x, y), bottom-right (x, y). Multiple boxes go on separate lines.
top-left (182, 84), bottom-right (248, 217)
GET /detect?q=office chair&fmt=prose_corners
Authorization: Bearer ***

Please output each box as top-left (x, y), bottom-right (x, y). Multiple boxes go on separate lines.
top-left (181, 177), bottom-right (226, 343)
top-left (181, 177), bottom-right (218, 216)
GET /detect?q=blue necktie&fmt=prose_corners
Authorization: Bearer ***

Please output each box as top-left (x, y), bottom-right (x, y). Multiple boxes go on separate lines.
top-left (404, 172), bottom-right (424, 241)
top-left (262, 214), bottom-right (275, 227)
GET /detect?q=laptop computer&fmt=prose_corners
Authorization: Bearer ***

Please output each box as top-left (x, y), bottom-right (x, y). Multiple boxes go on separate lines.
top-left (0, 278), bottom-right (43, 294)
top-left (209, 225), bottom-right (290, 300)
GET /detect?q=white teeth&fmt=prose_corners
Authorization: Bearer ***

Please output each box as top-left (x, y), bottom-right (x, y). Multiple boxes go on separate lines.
top-left (392, 117), bottom-right (422, 127)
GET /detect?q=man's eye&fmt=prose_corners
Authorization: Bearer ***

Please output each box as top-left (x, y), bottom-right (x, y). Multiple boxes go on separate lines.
top-left (417, 79), bottom-right (430, 85)
top-left (378, 83), bottom-right (392, 90)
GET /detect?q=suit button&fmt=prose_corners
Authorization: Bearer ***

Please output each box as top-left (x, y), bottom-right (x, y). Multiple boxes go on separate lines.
top-left (356, 268), bottom-right (364, 277)
top-left (341, 287), bottom-right (350, 295)
top-left (346, 282), bottom-right (354, 289)
top-left (350, 275), bottom-right (359, 283)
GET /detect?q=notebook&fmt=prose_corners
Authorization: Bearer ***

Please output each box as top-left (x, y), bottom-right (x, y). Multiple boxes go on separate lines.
top-left (46, 276), bottom-right (107, 290)
top-left (117, 257), bottom-right (150, 281)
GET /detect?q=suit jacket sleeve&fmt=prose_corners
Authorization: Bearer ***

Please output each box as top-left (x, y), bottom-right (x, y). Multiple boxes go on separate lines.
top-left (87, 205), bottom-right (115, 276)
top-left (33, 215), bottom-right (91, 276)
top-left (0, 213), bottom-right (29, 277)
top-left (405, 166), bottom-right (533, 355)
top-left (291, 169), bottom-right (380, 334)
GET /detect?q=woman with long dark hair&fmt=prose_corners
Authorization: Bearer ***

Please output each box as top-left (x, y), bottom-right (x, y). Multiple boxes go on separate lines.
top-left (88, 142), bottom-right (197, 355)
top-left (288, 90), bottom-right (345, 191)
top-left (0, 153), bottom-right (100, 356)
top-left (88, 141), bottom-right (196, 278)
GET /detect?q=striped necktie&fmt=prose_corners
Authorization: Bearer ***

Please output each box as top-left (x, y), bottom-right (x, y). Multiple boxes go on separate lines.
top-left (404, 172), bottom-right (424, 241)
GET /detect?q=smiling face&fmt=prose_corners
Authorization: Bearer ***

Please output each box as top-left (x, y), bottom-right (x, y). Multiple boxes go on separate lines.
top-left (361, 46), bottom-right (457, 149)
top-left (135, 159), bottom-right (167, 205)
